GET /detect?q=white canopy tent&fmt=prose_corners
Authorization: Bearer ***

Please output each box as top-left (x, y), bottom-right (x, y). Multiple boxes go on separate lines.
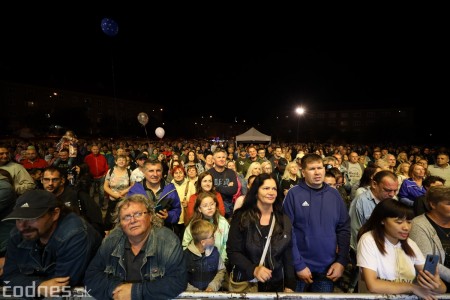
top-left (235, 127), bottom-right (271, 144)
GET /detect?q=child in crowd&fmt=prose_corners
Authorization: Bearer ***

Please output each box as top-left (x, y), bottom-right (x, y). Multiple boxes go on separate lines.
top-left (184, 219), bottom-right (226, 292)
top-left (183, 191), bottom-right (229, 263)
top-left (185, 172), bottom-right (226, 225)
top-left (55, 130), bottom-right (78, 168)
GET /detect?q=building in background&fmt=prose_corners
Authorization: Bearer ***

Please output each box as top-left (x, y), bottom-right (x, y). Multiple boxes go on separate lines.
top-left (1, 81), bottom-right (417, 144)
top-left (0, 81), bottom-right (164, 138)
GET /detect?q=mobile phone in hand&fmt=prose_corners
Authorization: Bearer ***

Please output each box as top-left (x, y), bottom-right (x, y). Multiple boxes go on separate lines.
top-left (155, 204), bottom-right (163, 213)
top-left (423, 254), bottom-right (439, 275)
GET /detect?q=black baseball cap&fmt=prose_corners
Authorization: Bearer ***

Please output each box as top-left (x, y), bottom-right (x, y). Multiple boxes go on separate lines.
top-left (278, 158), bottom-right (288, 167)
top-left (136, 153), bottom-right (148, 160)
top-left (2, 190), bottom-right (57, 221)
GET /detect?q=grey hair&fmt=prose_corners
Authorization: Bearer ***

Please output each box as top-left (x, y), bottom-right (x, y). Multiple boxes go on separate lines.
top-left (113, 194), bottom-right (163, 228)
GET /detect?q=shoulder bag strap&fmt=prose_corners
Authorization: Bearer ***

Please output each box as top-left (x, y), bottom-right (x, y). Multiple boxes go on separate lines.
top-left (183, 180), bottom-right (190, 200)
top-left (259, 214), bottom-right (276, 266)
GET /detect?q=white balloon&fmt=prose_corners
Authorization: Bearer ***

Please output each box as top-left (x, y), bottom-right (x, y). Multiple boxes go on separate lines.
top-left (155, 127), bottom-right (165, 139)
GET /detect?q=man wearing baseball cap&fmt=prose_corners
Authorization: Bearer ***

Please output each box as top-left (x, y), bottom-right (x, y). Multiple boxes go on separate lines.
top-left (1, 190), bottom-right (102, 298)
top-left (130, 153), bottom-right (148, 183)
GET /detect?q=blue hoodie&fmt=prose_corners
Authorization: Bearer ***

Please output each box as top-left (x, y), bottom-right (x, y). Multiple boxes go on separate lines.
top-left (283, 180), bottom-right (350, 273)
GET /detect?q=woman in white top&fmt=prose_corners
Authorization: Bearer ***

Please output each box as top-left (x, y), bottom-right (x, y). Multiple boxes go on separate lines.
top-left (357, 199), bottom-right (445, 299)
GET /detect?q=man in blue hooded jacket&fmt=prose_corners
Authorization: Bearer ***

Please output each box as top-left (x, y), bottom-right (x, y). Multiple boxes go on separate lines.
top-left (127, 159), bottom-right (181, 236)
top-left (283, 153), bottom-right (350, 293)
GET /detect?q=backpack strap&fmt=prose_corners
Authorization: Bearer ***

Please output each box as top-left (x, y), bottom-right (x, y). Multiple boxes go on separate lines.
top-left (127, 168), bottom-right (132, 183)
top-left (109, 167), bottom-right (132, 186)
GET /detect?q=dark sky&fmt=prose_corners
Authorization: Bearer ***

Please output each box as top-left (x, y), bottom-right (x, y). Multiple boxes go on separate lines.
top-left (0, 7), bottom-right (446, 129)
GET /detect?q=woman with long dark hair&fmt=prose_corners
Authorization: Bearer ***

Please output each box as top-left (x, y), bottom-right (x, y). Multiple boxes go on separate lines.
top-left (357, 199), bottom-right (445, 298)
top-left (227, 173), bottom-right (295, 292)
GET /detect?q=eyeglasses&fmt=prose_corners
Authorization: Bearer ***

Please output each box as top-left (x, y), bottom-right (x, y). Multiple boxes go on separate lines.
top-left (42, 178), bottom-right (61, 183)
top-left (200, 202), bottom-right (216, 209)
top-left (121, 211), bottom-right (149, 222)
top-left (203, 234), bottom-right (215, 240)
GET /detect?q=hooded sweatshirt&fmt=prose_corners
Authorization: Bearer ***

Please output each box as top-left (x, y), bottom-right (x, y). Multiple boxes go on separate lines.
top-left (283, 180), bottom-right (350, 273)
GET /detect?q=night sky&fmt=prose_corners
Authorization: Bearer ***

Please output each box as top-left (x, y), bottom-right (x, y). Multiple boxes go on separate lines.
top-left (0, 7), bottom-right (445, 137)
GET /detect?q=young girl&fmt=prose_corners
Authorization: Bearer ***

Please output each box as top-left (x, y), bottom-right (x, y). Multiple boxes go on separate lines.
top-left (182, 191), bottom-right (230, 263)
top-left (185, 172), bottom-right (226, 225)
top-left (54, 130), bottom-right (78, 168)
top-left (357, 199), bottom-right (445, 298)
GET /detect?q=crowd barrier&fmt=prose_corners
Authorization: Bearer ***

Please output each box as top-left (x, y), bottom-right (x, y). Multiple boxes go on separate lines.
top-left (2, 287), bottom-right (450, 300)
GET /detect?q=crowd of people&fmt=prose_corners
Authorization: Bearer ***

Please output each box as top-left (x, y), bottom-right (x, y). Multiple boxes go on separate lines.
top-left (1, 131), bottom-right (450, 299)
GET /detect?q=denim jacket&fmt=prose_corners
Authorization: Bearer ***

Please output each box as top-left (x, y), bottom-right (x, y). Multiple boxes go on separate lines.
top-left (3, 213), bottom-right (102, 290)
top-left (85, 226), bottom-right (187, 300)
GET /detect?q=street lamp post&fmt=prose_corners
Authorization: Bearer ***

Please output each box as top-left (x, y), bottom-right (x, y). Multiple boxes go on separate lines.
top-left (295, 107), bottom-right (305, 143)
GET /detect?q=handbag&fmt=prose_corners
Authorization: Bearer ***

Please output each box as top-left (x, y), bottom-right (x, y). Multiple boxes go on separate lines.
top-left (228, 270), bottom-right (258, 292)
top-left (228, 215), bottom-right (276, 293)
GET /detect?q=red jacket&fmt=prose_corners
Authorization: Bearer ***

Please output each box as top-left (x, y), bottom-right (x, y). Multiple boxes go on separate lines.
top-left (84, 153), bottom-right (109, 178)
top-left (21, 158), bottom-right (48, 170)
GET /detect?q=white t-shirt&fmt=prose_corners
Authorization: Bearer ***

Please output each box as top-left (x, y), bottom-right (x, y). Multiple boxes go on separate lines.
top-left (131, 168), bottom-right (145, 183)
top-left (357, 231), bottom-right (425, 291)
top-left (347, 162), bottom-right (363, 186)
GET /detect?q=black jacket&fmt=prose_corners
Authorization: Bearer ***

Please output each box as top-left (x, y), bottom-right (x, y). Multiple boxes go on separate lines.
top-left (227, 210), bottom-right (296, 291)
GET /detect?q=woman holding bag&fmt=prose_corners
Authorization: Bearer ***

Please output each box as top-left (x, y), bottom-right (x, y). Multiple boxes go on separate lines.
top-left (227, 173), bottom-right (296, 292)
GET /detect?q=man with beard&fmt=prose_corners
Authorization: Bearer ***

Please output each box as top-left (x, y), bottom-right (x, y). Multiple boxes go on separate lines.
top-left (1, 190), bottom-right (101, 298)
top-left (42, 166), bottom-right (104, 236)
top-left (41, 166), bottom-right (80, 214)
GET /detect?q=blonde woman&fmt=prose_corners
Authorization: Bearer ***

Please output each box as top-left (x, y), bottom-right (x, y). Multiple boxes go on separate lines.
top-left (244, 162), bottom-right (262, 180)
top-left (398, 163), bottom-right (426, 207)
top-left (261, 161), bottom-right (273, 174)
top-left (397, 151), bottom-right (409, 165)
top-left (280, 161), bottom-right (301, 196)
top-left (283, 147), bottom-right (292, 162)
top-left (395, 162), bottom-right (411, 189)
